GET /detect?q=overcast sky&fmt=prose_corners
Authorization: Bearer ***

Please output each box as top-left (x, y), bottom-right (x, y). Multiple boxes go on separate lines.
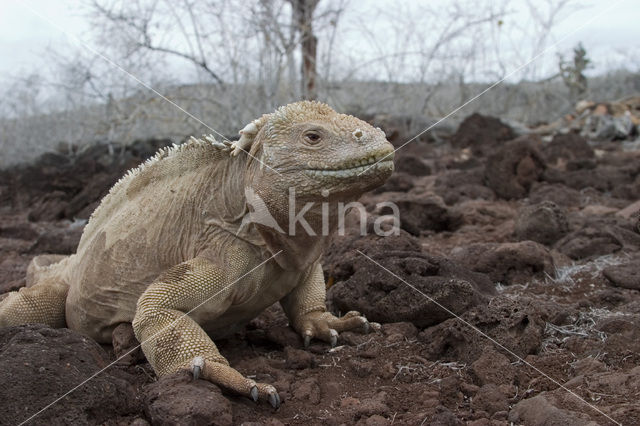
top-left (0, 0), bottom-right (639, 89)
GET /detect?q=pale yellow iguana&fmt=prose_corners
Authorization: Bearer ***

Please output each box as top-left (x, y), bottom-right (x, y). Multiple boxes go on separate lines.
top-left (0, 101), bottom-right (394, 408)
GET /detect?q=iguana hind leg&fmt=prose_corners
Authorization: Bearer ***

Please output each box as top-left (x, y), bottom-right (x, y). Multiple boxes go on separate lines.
top-left (0, 278), bottom-right (69, 328)
top-left (0, 255), bottom-right (70, 328)
top-left (132, 257), bottom-right (281, 407)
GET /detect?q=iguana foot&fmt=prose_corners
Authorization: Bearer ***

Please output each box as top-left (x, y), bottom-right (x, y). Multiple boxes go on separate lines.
top-left (202, 135), bottom-right (233, 152)
top-left (189, 356), bottom-right (281, 408)
top-left (228, 121), bottom-right (259, 156)
top-left (297, 310), bottom-right (376, 348)
top-left (228, 141), bottom-right (246, 156)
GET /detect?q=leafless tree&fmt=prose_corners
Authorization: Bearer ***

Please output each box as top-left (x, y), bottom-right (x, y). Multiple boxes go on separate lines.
top-left (289, 0), bottom-right (319, 100)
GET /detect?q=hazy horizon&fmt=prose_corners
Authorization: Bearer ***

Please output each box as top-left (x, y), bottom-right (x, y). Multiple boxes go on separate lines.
top-left (1, 0), bottom-right (638, 90)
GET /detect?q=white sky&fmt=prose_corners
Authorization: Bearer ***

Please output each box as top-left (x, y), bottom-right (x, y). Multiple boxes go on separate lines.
top-left (0, 0), bottom-right (639, 88)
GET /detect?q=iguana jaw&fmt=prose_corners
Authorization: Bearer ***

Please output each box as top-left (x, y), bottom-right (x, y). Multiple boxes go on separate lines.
top-left (303, 148), bottom-right (395, 178)
top-left (304, 159), bottom-right (393, 178)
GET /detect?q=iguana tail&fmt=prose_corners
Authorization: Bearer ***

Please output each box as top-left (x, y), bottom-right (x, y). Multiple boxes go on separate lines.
top-left (26, 254), bottom-right (70, 287)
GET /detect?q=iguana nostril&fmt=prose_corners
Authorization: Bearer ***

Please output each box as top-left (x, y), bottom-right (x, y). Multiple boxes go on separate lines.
top-left (353, 129), bottom-right (363, 139)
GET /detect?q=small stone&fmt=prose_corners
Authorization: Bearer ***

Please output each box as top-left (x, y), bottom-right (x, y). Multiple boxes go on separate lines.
top-left (491, 410), bottom-right (508, 420)
top-left (265, 325), bottom-right (303, 348)
top-left (384, 333), bottom-right (404, 344)
top-left (381, 322), bottom-right (418, 338)
top-left (394, 155), bottom-right (431, 176)
top-left (355, 392), bottom-right (389, 417)
top-left (617, 200), bottom-right (640, 220)
top-left (358, 350), bottom-right (378, 359)
top-left (450, 113), bottom-right (515, 155)
top-left (514, 201), bottom-right (569, 245)
top-left (451, 240), bottom-right (554, 285)
top-left (555, 224), bottom-right (626, 260)
top-left (143, 370), bottom-right (232, 426)
top-left (341, 396), bottom-right (361, 408)
top-left (581, 205), bottom-right (619, 216)
top-left (570, 358), bottom-right (607, 376)
top-left (379, 361), bottom-right (396, 380)
top-left (348, 359), bottom-right (373, 378)
top-left (508, 393), bottom-right (597, 425)
top-left (339, 331), bottom-right (369, 346)
top-left (485, 136), bottom-right (546, 200)
top-left (357, 414), bottom-right (389, 426)
top-left (395, 194), bottom-right (461, 236)
top-left (604, 259), bottom-right (640, 290)
top-left (543, 132), bottom-right (594, 165)
top-left (460, 382), bottom-right (479, 396)
top-left (471, 384), bottom-right (508, 415)
top-left (290, 377), bottom-right (321, 405)
top-left (528, 182), bottom-right (582, 208)
top-left (430, 405), bottom-right (464, 426)
top-left (467, 420), bottom-right (491, 426)
top-left (471, 348), bottom-right (515, 386)
top-left (320, 381), bottom-right (343, 401)
top-left (112, 322), bottom-right (144, 365)
top-left (284, 346), bottom-right (316, 369)
top-left (264, 419), bottom-right (285, 426)
top-left (438, 376), bottom-right (463, 406)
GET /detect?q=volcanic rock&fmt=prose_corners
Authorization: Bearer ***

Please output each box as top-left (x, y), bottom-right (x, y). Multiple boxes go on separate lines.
top-left (484, 136), bottom-right (546, 199)
top-left (514, 201), bottom-right (569, 245)
top-left (451, 241), bottom-right (554, 285)
top-left (450, 113), bottom-right (515, 155)
top-left (326, 233), bottom-right (493, 327)
top-left (603, 257), bottom-right (640, 290)
top-left (0, 324), bottom-right (140, 425)
top-left (143, 370), bottom-right (232, 425)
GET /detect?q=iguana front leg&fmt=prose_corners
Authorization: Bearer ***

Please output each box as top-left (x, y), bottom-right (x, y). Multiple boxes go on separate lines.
top-left (132, 257), bottom-right (280, 407)
top-left (280, 262), bottom-right (372, 348)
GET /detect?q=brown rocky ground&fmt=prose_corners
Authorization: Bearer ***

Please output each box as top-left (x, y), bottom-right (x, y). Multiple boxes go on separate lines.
top-left (1, 109), bottom-right (639, 425)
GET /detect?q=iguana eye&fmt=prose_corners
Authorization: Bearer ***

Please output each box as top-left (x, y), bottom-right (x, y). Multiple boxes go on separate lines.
top-left (304, 131), bottom-right (321, 145)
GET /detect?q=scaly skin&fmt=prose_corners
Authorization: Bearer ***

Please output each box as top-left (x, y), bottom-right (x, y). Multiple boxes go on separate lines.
top-left (0, 101), bottom-right (394, 407)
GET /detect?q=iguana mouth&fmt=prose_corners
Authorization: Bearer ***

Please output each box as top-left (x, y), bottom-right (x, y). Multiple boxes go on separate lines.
top-left (304, 149), bottom-right (395, 177)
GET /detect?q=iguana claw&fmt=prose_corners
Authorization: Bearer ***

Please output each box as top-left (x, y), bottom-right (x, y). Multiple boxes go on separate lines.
top-left (187, 356), bottom-right (278, 407)
top-left (298, 310), bottom-right (372, 349)
top-left (229, 142), bottom-right (245, 156)
top-left (330, 329), bottom-right (338, 347)
top-left (191, 356), bottom-right (204, 381)
top-left (268, 391), bottom-right (281, 409)
top-left (203, 135), bottom-right (233, 152)
top-left (212, 141), bottom-right (230, 151)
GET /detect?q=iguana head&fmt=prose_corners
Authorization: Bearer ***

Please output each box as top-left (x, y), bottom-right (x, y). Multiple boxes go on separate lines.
top-left (237, 101), bottom-right (395, 269)
top-left (243, 101), bottom-right (394, 201)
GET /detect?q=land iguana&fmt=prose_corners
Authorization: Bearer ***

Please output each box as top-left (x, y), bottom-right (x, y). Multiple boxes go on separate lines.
top-left (0, 101), bottom-right (394, 408)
